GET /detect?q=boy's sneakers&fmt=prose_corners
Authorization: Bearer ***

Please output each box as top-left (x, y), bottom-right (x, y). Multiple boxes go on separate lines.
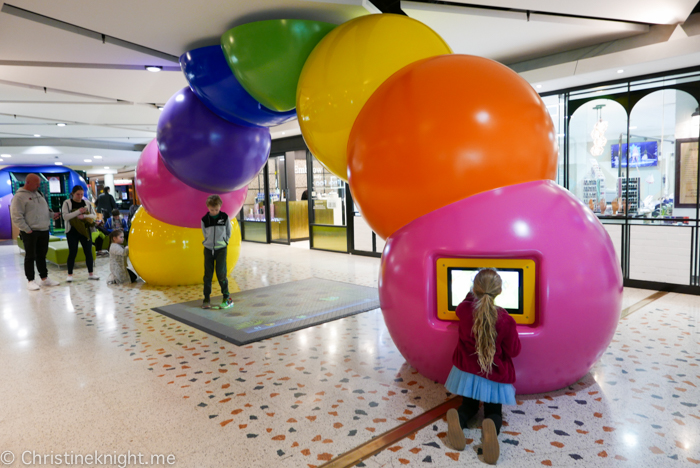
top-left (201, 300), bottom-right (211, 309)
top-left (66, 275), bottom-right (73, 283)
top-left (88, 274), bottom-right (100, 281)
top-left (27, 280), bottom-right (41, 291)
top-left (40, 277), bottom-right (60, 287)
top-left (219, 297), bottom-right (234, 310)
top-left (446, 408), bottom-right (466, 451)
top-left (481, 417), bottom-right (500, 465)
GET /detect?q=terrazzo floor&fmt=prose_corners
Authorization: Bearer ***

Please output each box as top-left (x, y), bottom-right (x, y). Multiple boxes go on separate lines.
top-left (1, 241), bottom-right (698, 467)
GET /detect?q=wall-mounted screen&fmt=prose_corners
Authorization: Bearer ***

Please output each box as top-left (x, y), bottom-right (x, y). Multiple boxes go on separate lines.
top-left (448, 268), bottom-right (523, 313)
top-left (611, 141), bottom-right (658, 168)
top-left (436, 258), bottom-right (536, 325)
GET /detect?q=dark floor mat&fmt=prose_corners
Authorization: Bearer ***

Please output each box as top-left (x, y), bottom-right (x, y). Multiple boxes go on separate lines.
top-left (151, 278), bottom-right (380, 346)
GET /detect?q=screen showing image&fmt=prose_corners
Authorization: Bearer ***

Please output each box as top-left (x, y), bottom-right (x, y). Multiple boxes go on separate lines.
top-left (449, 268), bottom-right (522, 313)
top-left (611, 141), bottom-right (658, 168)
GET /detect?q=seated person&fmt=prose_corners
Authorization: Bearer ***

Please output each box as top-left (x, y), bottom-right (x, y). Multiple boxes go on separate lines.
top-left (105, 209), bottom-right (130, 240)
top-left (107, 229), bottom-right (137, 284)
top-left (93, 218), bottom-right (110, 255)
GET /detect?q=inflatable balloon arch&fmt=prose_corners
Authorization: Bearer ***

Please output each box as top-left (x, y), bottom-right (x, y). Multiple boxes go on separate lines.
top-left (134, 14), bottom-right (622, 393)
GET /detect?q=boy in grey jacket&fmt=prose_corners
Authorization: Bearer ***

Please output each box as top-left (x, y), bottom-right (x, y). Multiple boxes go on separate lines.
top-left (201, 195), bottom-right (233, 309)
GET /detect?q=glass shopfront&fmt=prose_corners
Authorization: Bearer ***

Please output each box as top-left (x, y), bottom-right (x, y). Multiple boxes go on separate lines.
top-left (307, 152), bottom-right (349, 253)
top-left (240, 163), bottom-right (269, 243)
top-left (348, 198), bottom-right (385, 257)
top-left (550, 68), bottom-right (700, 292)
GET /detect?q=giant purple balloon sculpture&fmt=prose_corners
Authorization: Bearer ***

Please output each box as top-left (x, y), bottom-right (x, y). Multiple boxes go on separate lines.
top-left (156, 86), bottom-right (271, 193)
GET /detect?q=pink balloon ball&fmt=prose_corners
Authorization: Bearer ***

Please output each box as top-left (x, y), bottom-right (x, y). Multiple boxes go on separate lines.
top-left (379, 180), bottom-right (623, 394)
top-left (135, 139), bottom-right (247, 229)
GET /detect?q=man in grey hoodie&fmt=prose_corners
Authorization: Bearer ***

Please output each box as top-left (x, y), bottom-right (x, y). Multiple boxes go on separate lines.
top-left (10, 173), bottom-right (61, 290)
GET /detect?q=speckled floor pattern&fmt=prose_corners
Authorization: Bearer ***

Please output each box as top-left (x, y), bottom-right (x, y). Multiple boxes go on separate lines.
top-left (1, 241), bottom-right (698, 467)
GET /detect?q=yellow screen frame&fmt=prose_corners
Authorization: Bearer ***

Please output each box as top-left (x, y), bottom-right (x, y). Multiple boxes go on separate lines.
top-left (436, 258), bottom-right (536, 325)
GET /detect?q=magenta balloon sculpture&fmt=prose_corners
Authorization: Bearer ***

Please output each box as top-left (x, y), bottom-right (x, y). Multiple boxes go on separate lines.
top-left (379, 180), bottom-right (623, 394)
top-left (135, 139), bottom-right (247, 229)
top-left (157, 87), bottom-right (271, 193)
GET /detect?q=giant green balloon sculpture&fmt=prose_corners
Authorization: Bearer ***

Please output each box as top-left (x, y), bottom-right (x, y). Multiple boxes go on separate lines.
top-left (221, 19), bottom-right (336, 112)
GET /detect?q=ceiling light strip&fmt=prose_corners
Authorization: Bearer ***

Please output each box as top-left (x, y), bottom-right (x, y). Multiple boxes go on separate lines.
top-left (0, 4), bottom-right (179, 63)
top-left (0, 60), bottom-right (180, 71)
top-left (403, 0), bottom-right (653, 26)
top-left (0, 112), bottom-right (157, 136)
top-left (0, 136), bottom-right (146, 152)
top-left (0, 78), bottom-right (122, 103)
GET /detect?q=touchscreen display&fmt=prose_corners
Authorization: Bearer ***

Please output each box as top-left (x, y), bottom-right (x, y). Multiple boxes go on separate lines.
top-left (449, 268), bottom-right (522, 312)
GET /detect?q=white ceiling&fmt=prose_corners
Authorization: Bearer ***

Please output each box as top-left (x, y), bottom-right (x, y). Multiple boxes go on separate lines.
top-left (0, 0), bottom-right (698, 173)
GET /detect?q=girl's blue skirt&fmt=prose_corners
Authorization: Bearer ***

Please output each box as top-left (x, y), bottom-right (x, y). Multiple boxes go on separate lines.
top-left (445, 366), bottom-right (516, 406)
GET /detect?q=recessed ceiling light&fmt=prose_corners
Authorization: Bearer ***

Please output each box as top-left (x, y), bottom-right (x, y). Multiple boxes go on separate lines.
top-left (56, 123), bottom-right (66, 127)
top-left (34, 134), bottom-right (41, 137)
top-left (145, 66), bottom-right (162, 72)
top-left (617, 69), bottom-right (624, 74)
top-left (94, 155), bottom-right (103, 159)
top-left (157, 106), bottom-right (164, 111)
top-left (536, 84), bottom-right (542, 89)
top-left (84, 159), bottom-right (92, 162)
top-left (281, 132), bottom-right (286, 135)
top-left (54, 162), bottom-right (63, 165)
top-left (104, 166), bottom-right (110, 169)
top-left (0, 159), bottom-right (4, 162)
top-left (1, 154), bottom-right (10, 158)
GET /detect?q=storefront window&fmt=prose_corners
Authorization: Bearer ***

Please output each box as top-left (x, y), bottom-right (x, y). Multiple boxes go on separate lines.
top-left (240, 165), bottom-right (268, 243)
top-left (569, 99), bottom-right (628, 214)
top-left (541, 94), bottom-right (565, 186)
top-left (268, 155), bottom-right (290, 244)
top-left (309, 154), bottom-right (348, 252)
top-left (309, 157), bottom-right (346, 226)
top-left (629, 89), bottom-right (699, 219)
top-left (350, 198), bottom-right (385, 256)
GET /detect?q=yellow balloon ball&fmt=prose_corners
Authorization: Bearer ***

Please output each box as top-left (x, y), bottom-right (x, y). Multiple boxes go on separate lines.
top-left (129, 208), bottom-right (241, 286)
top-left (296, 14), bottom-right (452, 181)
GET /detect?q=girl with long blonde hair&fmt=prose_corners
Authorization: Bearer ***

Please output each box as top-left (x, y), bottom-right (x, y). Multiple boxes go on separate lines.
top-left (444, 268), bottom-right (521, 465)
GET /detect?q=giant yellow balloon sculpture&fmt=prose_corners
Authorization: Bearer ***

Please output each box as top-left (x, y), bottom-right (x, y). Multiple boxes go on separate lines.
top-left (129, 208), bottom-right (241, 286)
top-left (296, 14), bottom-right (452, 181)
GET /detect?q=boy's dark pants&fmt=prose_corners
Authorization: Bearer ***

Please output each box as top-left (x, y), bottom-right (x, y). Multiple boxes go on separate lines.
top-left (457, 397), bottom-right (503, 434)
top-left (203, 247), bottom-right (229, 300)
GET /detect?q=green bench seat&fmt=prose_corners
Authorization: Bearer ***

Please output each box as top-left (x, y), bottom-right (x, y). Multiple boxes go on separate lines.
top-left (45, 241), bottom-right (96, 266)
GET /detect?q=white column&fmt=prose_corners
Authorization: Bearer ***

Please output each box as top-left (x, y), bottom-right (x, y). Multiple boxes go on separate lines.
top-left (104, 173), bottom-right (115, 195)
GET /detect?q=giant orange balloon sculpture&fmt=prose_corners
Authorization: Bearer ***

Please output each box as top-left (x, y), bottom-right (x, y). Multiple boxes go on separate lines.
top-left (347, 54), bottom-right (558, 240)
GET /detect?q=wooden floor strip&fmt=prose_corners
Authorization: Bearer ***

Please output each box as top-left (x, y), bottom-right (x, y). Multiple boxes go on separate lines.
top-left (321, 290), bottom-right (668, 468)
top-left (318, 397), bottom-right (461, 468)
top-left (620, 291), bottom-right (669, 319)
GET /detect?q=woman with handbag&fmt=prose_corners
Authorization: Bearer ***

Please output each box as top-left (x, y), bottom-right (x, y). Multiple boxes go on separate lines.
top-left (62, 185), bottom-right (99, 282)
